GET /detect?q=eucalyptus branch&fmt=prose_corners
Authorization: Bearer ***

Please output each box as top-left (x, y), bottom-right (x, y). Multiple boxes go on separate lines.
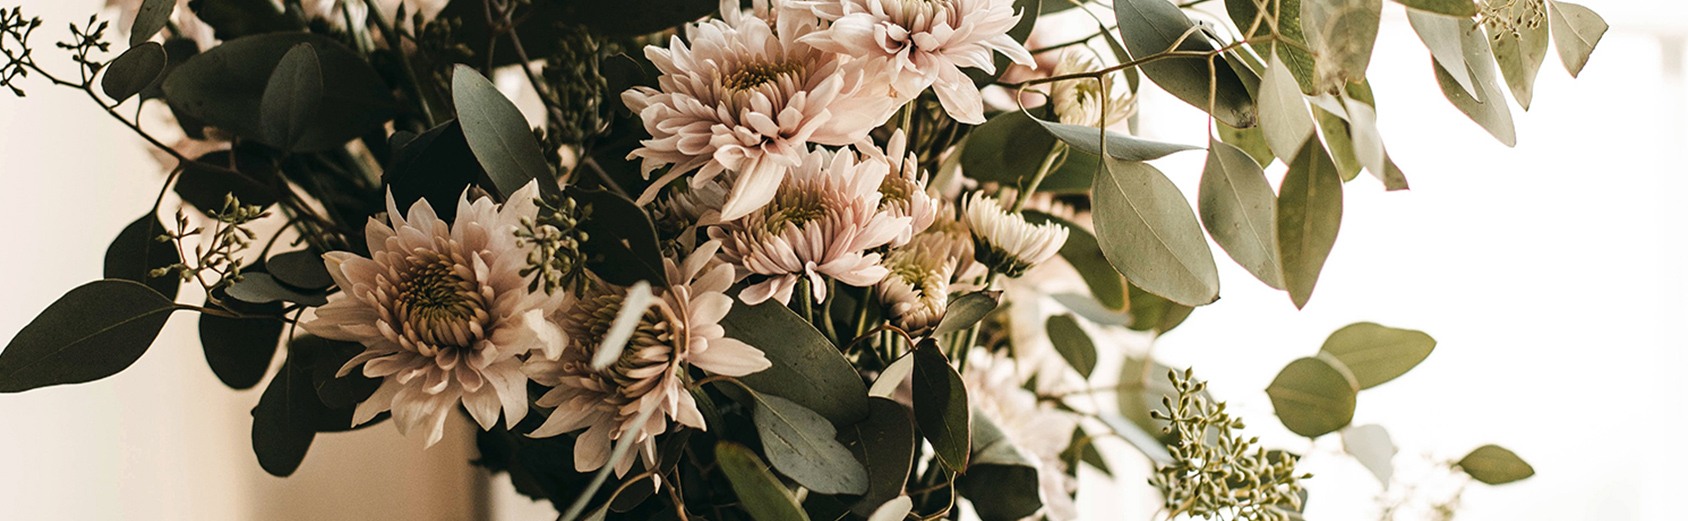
top-left (362, 0), bottom-right (440, 126)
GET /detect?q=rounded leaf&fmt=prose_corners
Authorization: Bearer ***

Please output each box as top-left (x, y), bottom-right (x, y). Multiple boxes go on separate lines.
top-left (714, 442), bottom-right (811, 521)
top-left (1457, 444), bottom-right (1535, 485)
top-left (103, 214), bottom-right (181, 301)
top-left (725, 301), bottom-right (871, 425)
top-left (1046, 314), bottom-right (1098, 378)
top-left (1092, 157), bottom-right (1221, 307)
top-left (101, 42), bottom-right (167, 102)
top-left (751, 394), bottom-right (869, 495)
top-left (1319, 322), bottom-right (1436, 389)
top-left (933, 291), bottom-right (1002, 336)
top-left (912, 341), bottom-right (970, 472)
top-left (1266, 356), bottom-right (1358, 438)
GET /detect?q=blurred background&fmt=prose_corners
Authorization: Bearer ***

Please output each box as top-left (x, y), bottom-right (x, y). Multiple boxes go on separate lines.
top-left (0, 0), bottom-right (1680, 519)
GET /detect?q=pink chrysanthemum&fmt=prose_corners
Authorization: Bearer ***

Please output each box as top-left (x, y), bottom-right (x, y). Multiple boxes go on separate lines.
top-left (524, 241), bottom-right (771, 475)
top-left (709, 144), bottom-right (910, 305)
top-left (795, 0), bottom-right (1035, 124)
top-left (303, 182), bottom-right (564, 447)
top-left (622, 0), bottom-right (901, 221)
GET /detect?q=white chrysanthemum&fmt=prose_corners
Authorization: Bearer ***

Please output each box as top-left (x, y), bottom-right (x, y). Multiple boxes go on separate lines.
top-left (868, 130), bottom-right (938, 248)
top-left (524, 241), bottom-right (771, 475)
top-left (303, 182), bottom-right (563, 447)
top-left (709, 145), bottom-right (910, 305)
top-left (623, 0), bottom-right (901, 221)
top-left (963, 348), bottom-right (1081, 520)
top-left (796, 0), bottom-right (1035, 124)
top-left (963, 193), bottom-right (1068, 278)
top-left (1050, 49), bottom-right (1136, 128)
top-left (303, 0), bottom-right (447, 30)
top-left (877, 230), bottom-right (968, 332)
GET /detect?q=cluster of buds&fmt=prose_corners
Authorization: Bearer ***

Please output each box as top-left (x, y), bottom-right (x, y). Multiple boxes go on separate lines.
top-left (541, 25), bottom-right (610, 146)
top-left (1480, 0), bottom-right (1547, 40)
top-left (515, 191), bottom-right (590, 295)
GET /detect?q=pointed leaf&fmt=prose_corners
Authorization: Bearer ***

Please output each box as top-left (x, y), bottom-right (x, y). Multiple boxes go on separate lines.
top-left (752, 394), bottom-right (869, 495)
top-left (845, 398), bottom-right (917, 516)
top-left (1027, 212), bottom-right (1126, 310)
top-left (0, 280), bottom-right (175, 392)
top-left (251, 348), bottom-right (327, 476)
top-left (912, 341), bottom-right (970, 472)
top-left (199, 304), bottom-right (282, 390)
top-left (101, 42), bottom-right (167, 103)
top-left (955, 413), bottom-right (1043, 520)
top-left (1548, 1), bottom-right (1607, 78)
top-left (1200, 138), bottom-right (1285, 289)
top-left (1092, 156), bottom-right (1220, 306)
top-left (1391, 0), bottom-right (1476, 17)
top-left (259, 44), bottom-right (323, 150)
top-left (725, 301), bottom-right (871, 425)
top-left (1046, 314), bottom-right (1098, 378)
top-left (933, 291), bottom-right (1002, 336)
top-left (1227, 0), bottom-right (1319, 93)
top-left (1115, 0), bottom-right (1259, 127)
top-left (1029, 117), bottom-right (1201, 161)
top-left (715, 442), bottom-right (811, 521)
top-left (1125, 282), bottom-right (1195, 334)
top-left (104, 214), bottom-right (181, 301)
top-left (1218, 122), bottom-right (1275, 167)
top-left (1433, 19), bottom-right (1517, 146)
top-left (1456, 444), bottom-right (1535, 485)
top-left (1277, 138), bottom-right (1344, 309)
top-left (1407, 10), bottom-right (1479, 98)
top-left (1314, 106), bottom-right (1364, 181)
top-left (1491, 1), bottom-right (1550, 109)
top-left (1318, 322), bottom-right (1436, 389)
top-left (452, 64), bottom-right (550, 197)
top-left (1266, 355), bottom-right (1358, 438)
top-left (1302, 0), bottom-right (1383, 90)
top-left (1258, 54), bottom-right (1315, 160)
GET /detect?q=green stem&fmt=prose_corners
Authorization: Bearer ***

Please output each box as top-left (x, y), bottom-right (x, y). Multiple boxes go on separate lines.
top-left (851, 286), bottom-right (874, 341)
top-left (818, 278), bottom-right (840, 345)
top-left (1012, 144), bottom-right (1066, 213)
top-left (363, 0), bottom-right (440, 127)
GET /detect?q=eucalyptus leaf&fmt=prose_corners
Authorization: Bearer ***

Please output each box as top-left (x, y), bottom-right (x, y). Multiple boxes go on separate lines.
top-left (569, 187), bottom-right (665, 287)
top-left (961, 110), bottom-right (1060, 189)
top-left (1407, 10), bottom-right (1479, 99)
top-left (715, 442), bottom-right (811, 521)
top-left (1126, 281), bottom-right (1194, 334)
top-left (383, 120), bottom-right (482, 222)
top-left (1029, 117), bottom-right (1200, 161)
top-left (0, 280), bottom-right (175, 393)
top-left (1277, 138), bottom-right (1343, 309)
top-left (297, 335), bottom-right (379, 410)
top-left (1226, 0), bottom-right (1319, 94)
top-left (199, 303), bottom-right (282, 390)
top-left (1266, 355), bottom-right (1358, 438)
top-left (845, 398), bottom-right (917, 517)
top-left (1341, 95), bottom-right (1386, 179)
top-left (104, 214), bottom-right (181, 301)
top-left (912, 341), bottom-right (970, 472)
top-left (267, 250), bottom-right (333, 291)
top-left (1062, 426), bottom-right (1112, 476)
top-left (175, 146), bottom-right (280, 211)
top-left (101, 42), bottom-right (167, 103)
top-left (1114, 0), bottom-right (1259, 127)
top-left (259, 43), bottom-right (323, 151)
top-left (130, 0), bottom-right (175, 46)
top-left (1092, 156), bottom-right (1220, 307)
top-left (866, 497), bottom-right (913, 521)
top-left (933, 291), bottom-right (1002, 336)
top-left (1314, 106), bottom-right (1364, 181)
top-left (163, 33), bottom-right (395, 152)
top-left (1218, 122), bottom-right (1275, 167)
top-left (1433, 19), bottom-right (1517, 146)
top-left (1319, 322), bottom-right (1436, 389)
top-left (1200, 138), bottom-right (1285, 290)
top-left (1490, 0), bottom-right (1550, 109)
top-left (225, 273), bottom-right (329, 307)
top-left (956, 412), bottom-right (1043, 520)
top-left (1302, 0), bottom-right (1383, 91)
top-left (752, 394), bottom-right (870, 495)
top-left (1027, 212), bottom-right (1125, 310)
top-left (725, 301), bottom-right (871, 425)
top-left (1258, 53), bottom-right (1315, 160)
top-left (1456, 444), bottom-right (1535, 485)
top-left (1391, 0), bottom-right (1476, 16)
top-left (1341, 424), bottom-right (1396, 484)
top-left (252, 349), bottom-right (321, 477)
top-left (1046, 314), bottom-right (1098, 378)
top-left (1547, 1), bottom-right (1607, 78)
top-left (453, 64), bottom-right (551, 197)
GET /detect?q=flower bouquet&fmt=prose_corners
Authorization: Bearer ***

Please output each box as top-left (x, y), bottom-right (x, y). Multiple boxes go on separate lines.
top-left (0, 0), bottom-right (1605, 519)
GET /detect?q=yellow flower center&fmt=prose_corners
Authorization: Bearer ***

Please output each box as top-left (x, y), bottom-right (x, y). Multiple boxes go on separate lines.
top-left (392, 255), bottom-right (487, 349)
top-left (725, 61), bottom-right (802, 91)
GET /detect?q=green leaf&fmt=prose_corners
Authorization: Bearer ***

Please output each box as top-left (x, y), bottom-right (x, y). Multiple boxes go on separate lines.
top-left (1456, 444), bottom-right (1535, 485)
top-left (225, 273), bottom-right (329, 307)
top-left (725, 301), bottom-right (871, 425)
top-left (199, 303), bottom-right (282, 390)
top-left (1314, 106), bottom-right (1364, 181)
top-left (1432, 18), bottom-right (1517, 146)
top-left (955, 412), bottom-right (1043, 520)
top-left (130, 0), bottom-right (175, 46)
top-left (1062, 426), bottom-right (1112, 476)
top-left (568, 187), bottom-right (665, 287)
top-left (911, 341), bottom-right (970, 472)
top-left (715, 441), bottom-right (812, 521)
top-left (164, 33), bottom-right (393, 152)
top-left (844, 398), bottom-right (917, 517)
top-left (1200, 138), bottom-right (1285, 289)
top-left (1341, 424), bottom-right (1396, 484)
top-left (961, 111), bottom-right (1060, 188)
top-left (174, 146), bottom-right (280, 211)
top-left (1115, 0), bottom-right (1259, 128)
top-left (1125, 281), bottom-right (1194, 333)
top-left (104, 214), bottom-right (181, 301)
top-left (267, 250), bottom-right (333, 291)
top-left (1277, 138), bottom-right (1343, 309)
top-left (1266, 355), bottom-right (1358, 438)
top-left (0, 280), bottom-right (175, 392)
top-left (383, 121), bottom-right (483, 222)
top-left (933, 291), bottom-right (1002, 336)
top-left (1407, 10), bottom-right (1479, 98)
top-left (259, 43), bottom-right (324, 151)
top-left (189, 0), bottom-right (300, 40)
top-left (1318, 322), bottom-right (1436, 388)
top-left (1302, 0), bottom-right (1383, 91)
top-left (300, 336), bottom-right (380, 410)
top-left (252, 349), bottom-right (322, 477)
top-left (1257, 53), bottom-right (1314, 160)
top-left (1218, 122), bottom-right (1275, 167)
top-left (1490, 1), bottom-right (1550, 109)
top-left (101, 42), bottom-right (167, 103)
top-left (1027, 212), bottom-right (1125, 310)
top-left (1046, 314), bottom-right (1098, 378)
top-left (1029, 117), bottom-right (1201, 161)
top-left (1548, 1), bottom-right (1607, 78)
top-left (452, 64), bottom-right (550, 197)
top-left (1092, 156), bottom-right (1220, 307)
top-left (1391, 0), bottom-right (1476, 17)
top-left (557, 0), bottom-right (716, 36)
top-left (752, 393), bottom-right (870, 495)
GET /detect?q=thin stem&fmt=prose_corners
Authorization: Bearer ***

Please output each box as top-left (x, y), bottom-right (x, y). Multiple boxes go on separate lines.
top-left (1012, 144), bottom-right (1066, 211)
top-left (363, 0), bottom-right (439, 126)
